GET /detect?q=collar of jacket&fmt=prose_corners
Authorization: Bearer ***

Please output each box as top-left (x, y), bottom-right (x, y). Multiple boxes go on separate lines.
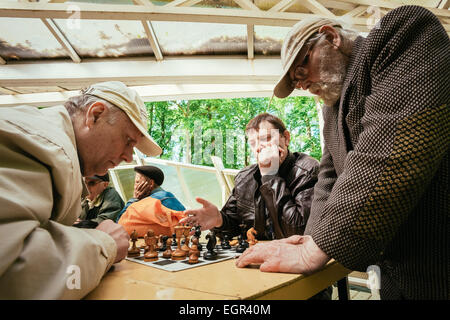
top-left (149, 186), bottom-right (164, 196)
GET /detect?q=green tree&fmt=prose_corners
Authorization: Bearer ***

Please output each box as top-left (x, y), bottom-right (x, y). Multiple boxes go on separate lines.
top-left (145, 96), bottom-right (321, 170)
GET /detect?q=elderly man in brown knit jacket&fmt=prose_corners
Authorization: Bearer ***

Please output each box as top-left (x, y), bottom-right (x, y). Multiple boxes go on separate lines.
top-left (237, 5), bottom-right (449, 300)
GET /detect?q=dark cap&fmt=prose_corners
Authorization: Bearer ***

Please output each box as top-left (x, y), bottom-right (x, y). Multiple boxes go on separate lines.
top-left (87, 173), bottom-right (110, 182)
top-left (134, 165), bottom-right (164, 186)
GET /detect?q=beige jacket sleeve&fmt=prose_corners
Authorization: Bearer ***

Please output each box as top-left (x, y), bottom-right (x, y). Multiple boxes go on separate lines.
top-left (0, 106), bottom-right (117, 299)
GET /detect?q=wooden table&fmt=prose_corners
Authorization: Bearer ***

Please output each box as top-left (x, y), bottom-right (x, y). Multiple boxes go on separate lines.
top-left (85, 243), bottom-right (350, 300)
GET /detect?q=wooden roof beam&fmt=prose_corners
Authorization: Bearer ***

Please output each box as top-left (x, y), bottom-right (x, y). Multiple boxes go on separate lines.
top-left (41, 18), bottom-right (81, 63)
top-left (141, 20), bottom-right (163, 61)
top-left (165, 0), bottom-right (203, 7)
top-left (302, 0), bottom-right (336, 18)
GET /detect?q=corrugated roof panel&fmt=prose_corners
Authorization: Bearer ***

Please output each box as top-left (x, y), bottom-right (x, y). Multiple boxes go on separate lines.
top-left (0, 18), bottom-right (69, 61)
top-left (254, 25), bottom-right (290, 56)
top-left (152, 21), bottom-right (247, 56)
top-left (53, 19), bottom-right (154, 58)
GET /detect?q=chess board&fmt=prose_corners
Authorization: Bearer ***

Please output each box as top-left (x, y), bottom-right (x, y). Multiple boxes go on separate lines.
top-left (126, 244), bottom-right (241, 272)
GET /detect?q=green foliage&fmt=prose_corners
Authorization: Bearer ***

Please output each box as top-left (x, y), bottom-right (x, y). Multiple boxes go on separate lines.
top-left (145, 96), bottom-right (322, 169)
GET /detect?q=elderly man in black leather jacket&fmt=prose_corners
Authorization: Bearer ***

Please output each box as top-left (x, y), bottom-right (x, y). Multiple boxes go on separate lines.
top-left (182, 113), bottom-right (331, 299)
top-left (182, 112), bottom-right (319, 240)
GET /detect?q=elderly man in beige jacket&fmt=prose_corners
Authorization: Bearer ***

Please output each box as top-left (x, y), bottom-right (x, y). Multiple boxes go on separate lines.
top-left (0, 81), bottom-right (162, 299)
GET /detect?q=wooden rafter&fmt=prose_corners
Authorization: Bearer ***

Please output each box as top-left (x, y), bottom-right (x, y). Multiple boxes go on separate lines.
top-left (0, 83), bottom-right (313, 107)
top-left (233, 0), bottom-right (260, 11)
top-left (302, 0), bottom-right (336, 18)
top-left (0, 58), bottom-right (285, 88)
top-left (269, 0), bottom-right (298, 12)
top-left (247, 24), bottom-right (254, 59)
top-left (165, 0), bottom-right (203, 7)
top-left (141, 20), bottom-right (163, 61)
top-left (41, 18), bottom-right (81, 63)
top-left (133, 0), bottom-right (155, 6)
top-left (1, 3), bottom-right (449, 26)
top-left (341, 5), bottom-right (368, 18)
top-left (438, 0), bottom-right (449, 9)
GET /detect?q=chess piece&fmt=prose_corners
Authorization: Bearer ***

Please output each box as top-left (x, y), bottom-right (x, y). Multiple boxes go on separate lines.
top-left (194, 225), bottom-right (203, 251)
top-left (236, 224), bottom-right (249, 253)
top-left (221, 234), bottom-right (231, 250)
top-left (171, 233), bottom-right (178, 248)
top-left (203, 231), bottom-right (217, 260)
top-left (162, 238), bottom-right (173, 259)
top-left (144, 230), bottom-right (158, 262)
top-left (172, 225), bottom-right (187, 260)
top-left (188, 237), bottom-right (200, 264)
top-left (181, 225), bottom-right (191, 253)
top-left (127, 229), bottom-right (140, 257)
top-left (159, 235), bottom-right (168, 252)
top-left (246, 227), bottom-right (258, 246)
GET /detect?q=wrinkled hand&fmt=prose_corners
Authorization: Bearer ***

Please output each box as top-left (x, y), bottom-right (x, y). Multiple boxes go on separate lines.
top-left (257, 144), bottom-right (281, 176)
top-left (235, 235), bottom-right (330, 275)
top-left (179, 197), bottom-right (223, 231)
top-left (133, 180), bottom-right (151, 200)
top-left (96, 220), bottom-right (130, 264)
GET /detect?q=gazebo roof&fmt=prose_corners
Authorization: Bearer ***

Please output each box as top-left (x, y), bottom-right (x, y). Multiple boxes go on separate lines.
top-left (0, 0), bottom-right (448, 106)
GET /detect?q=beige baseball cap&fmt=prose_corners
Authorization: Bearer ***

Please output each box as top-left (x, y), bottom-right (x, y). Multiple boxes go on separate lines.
top-left (83, 81), bottom-right (162, 157)
top-left (274, 17), bottom-right (343, 98)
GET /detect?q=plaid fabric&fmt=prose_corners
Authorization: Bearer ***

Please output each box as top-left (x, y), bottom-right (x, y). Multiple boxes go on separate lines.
top-left (305, 5), bottom-right (449, 299)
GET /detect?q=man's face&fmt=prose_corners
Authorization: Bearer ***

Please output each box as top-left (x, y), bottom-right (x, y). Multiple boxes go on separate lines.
top-left (289, 29), bottom-right (349, 106)
top-left (247, 120), bottom-right (290, 164)
top-left (84, 177), bottom-right (108, 201)
top-left (134, 172), bottom-right (147, 186)
top-left (78, 103), bottom-right (144, 177)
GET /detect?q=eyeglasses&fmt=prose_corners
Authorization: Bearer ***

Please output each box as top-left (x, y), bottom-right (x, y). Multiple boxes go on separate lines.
top-left (86, 180), bottom-right (102, 187)
top-left (289, 34), bottom-right (324, 89)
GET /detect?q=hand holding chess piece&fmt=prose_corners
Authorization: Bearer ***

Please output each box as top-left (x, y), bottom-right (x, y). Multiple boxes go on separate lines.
top-left (246, 227), bottom-right (258, 246)
top-left (127, 229), bottom-right (140, 257)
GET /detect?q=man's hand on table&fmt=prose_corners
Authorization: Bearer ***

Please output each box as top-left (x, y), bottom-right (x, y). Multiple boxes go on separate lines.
top-left (235, 235), bottom-right (330, 275)
top-left (96, 220), bottom-right (130, 264)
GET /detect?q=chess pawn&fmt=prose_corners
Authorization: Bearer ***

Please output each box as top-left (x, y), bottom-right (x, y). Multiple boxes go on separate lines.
top-left (172, 225), bottom-right (187, 260)
top-left (162, 238), bottom-right (173, 259)
top-left (181, 225), bottom-right (191, 253)
top-left (189, 237), bottom-right (200, 257)
top-left (159, 235), bottom-right (168, 252)
top-left (188, 238), bottom-right (200, 264)
top-left (221, 234), bottom-right (231, 250)
top-left (127, 229), bottom-right (140, 257)
top-left (236, 234), bottom-right (248, 253)
top-left (144, 230), bottom-right (158, 262)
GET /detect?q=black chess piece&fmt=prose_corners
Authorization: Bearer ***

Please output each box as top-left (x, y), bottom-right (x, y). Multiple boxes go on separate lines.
top-left (171, 233), bottom-right (177, 248)
top-left (159, 235), bottom-right (168, 252)
top-left (194, 225), bottom-right (203, 251)
top-left (203, 231), bottom-right (218, 260)
top-left (221, 234), bottom-right (231, 250)
top-left (236, 234), bottom-right (247, 253)
top-left (236, 224), bottom-right (249, 253)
